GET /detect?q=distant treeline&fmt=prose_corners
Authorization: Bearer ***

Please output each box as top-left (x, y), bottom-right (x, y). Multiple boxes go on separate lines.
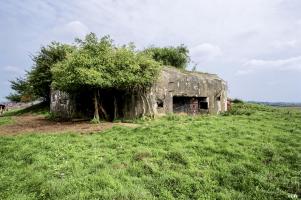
top-left (248, 101), bottom-right (301, 107)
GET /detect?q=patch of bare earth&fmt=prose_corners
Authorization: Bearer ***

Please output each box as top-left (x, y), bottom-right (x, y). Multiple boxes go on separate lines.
top-left (0, 115), bottom-right (138, 135)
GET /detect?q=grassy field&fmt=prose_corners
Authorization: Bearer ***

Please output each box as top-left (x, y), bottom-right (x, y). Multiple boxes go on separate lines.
top-left (0, 116), bottom-right (13, 126)
top-left (0, 104), bottom-right (300, 199)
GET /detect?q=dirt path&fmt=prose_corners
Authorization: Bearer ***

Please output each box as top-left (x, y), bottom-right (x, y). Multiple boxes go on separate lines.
top-left (0, 115), bottom-right (137, 135)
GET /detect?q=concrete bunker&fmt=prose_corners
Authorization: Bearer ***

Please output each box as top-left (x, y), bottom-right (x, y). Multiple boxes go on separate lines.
top-left (50, 67), bottom-right (228, 120)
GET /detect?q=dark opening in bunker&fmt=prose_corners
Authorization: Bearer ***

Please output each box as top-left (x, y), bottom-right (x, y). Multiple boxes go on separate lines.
top-left (156, 99), bottom-right (164, 108)
top-left (70, 90), bottom-right (128, 121)
top-left (199, 100), bottom-right (209, 109)
top-left (173, 96), bottom-right (208, 114)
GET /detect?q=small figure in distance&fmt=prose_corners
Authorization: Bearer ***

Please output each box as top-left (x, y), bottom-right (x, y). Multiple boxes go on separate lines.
top-left (0, 104), bottom-right (6, 116)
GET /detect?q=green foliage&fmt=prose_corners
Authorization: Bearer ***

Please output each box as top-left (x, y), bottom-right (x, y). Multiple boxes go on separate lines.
top-left (8, 33), bottom-right (190, 106)
top-left (232, 98), bottom-right (244, 103)
top-left (28, 42), bottom-right (74, 102)
top-left (112, 46), bottom-right (162, 89)
top-left (7, 33), bottom-right (191, 106)
top-left (7, 42), bottom-right (74, 103)
top-left (223, 103), bottom-right (275, 116)
top-left (52, 33), bottom-right (161, 92)
top-left (45, 112), bottom-right (61, 121)
top-left (144, 45), bottom-right (190, 69)
top-left (223, 103), bottom-right (255, 116)
top-left (6, 93), bottom-right (22, 102)
top-left (1, 105), bottom-right (300, 199)
top-left (6, 77), bottom-right (35, 102)
top-left (52, 33), bottom-right (161, 121)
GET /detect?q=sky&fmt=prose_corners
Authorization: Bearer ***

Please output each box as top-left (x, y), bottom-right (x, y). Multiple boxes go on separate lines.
top-left (1, 0), bottom-right (301, 102)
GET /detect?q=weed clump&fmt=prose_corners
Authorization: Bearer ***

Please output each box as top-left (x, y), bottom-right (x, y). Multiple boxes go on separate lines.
top-left (133, 151), bottom-right (152, 161)
top-left (166, 114), bottom-right (182, 121)
top-left (223, 103), bottom-right (256, 116)
top-left (165, 151), bottom-right (189, 166)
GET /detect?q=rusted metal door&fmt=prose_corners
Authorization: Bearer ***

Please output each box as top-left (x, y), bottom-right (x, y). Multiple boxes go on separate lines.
top-left (190, 98), bottom-right (199, 114)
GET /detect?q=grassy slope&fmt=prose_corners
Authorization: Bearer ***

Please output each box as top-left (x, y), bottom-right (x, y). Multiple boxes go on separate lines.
top-left (0, 104), bottom-right (300, 200)
top-left (0, 103), bottom-right (49, 126)
top-left (2, 102), bottom-right (50, 117)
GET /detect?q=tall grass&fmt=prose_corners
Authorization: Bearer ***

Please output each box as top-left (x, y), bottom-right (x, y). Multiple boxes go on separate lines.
top-left (0, 104), bottom-right (300, 199)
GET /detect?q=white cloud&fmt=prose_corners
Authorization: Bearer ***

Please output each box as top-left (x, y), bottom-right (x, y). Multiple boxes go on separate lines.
top-left (190, 43), bottom-right (222, 63)
top-left (52, 20), bottom-right (89, 40)
top-left (236, 69), bottom-right (253, 76)
top-left (237, 56), bottom-right (301, 75)
top-left (266, 81), bottom-right (279, 86)
top-left (65, 21), bottom-right (89, 36)
top-left (272, 40), bottom-right (298, 48)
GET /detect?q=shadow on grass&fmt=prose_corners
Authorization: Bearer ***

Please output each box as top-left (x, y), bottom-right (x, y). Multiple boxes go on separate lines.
top-left (3, 102), bottom-right (50, 117)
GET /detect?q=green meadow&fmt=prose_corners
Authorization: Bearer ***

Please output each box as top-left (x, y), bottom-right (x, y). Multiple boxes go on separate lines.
top-left (0, 103), bottom-right (300, 199)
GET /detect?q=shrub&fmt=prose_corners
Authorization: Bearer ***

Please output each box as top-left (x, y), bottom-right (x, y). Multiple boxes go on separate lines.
top-left (232, 98), bottom-right (244, 104)
top-left (45, 112), bottom-right (61, 121)
top-left (144, 45), bottom-right (190, 69)
top-left (222, 103), bottom-right (255, 116)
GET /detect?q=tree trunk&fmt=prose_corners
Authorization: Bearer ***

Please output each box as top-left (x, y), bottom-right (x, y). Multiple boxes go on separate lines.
top-left (114, 95), bottom-right (117, 120)
top-left (97, 90), bottom-right (109, 121)
top-left (93, 90), bottom-right (100, 121)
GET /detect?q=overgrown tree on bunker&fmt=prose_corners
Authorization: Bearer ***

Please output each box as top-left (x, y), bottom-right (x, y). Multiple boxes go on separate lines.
top-left (143, 45), bottom-right (190, 69)
top-left (28, 42), bottom-right (74, 102)
top-left (52, 33), bottom-right (161, 122)
top-left (7, 42), bottom-right (74, 103)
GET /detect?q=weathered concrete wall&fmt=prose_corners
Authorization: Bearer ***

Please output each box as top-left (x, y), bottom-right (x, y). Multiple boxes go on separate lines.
top-left (117, 67), bottom-right (228, 118)
top-left (121, 90), bottom-right (156, 119)
top-left (50, 90), bottom-right (75, 119)
top-left (151, 67), bottom-right (227, 114)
